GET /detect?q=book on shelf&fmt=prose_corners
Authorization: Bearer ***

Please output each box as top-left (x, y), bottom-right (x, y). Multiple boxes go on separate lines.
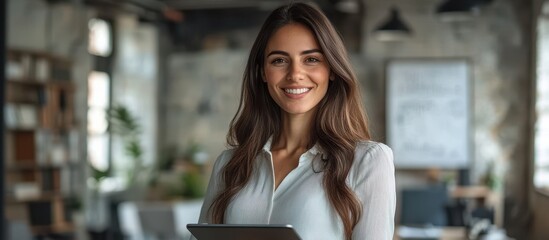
top-left (5, 103), bottom-right (19, 128)
top-left (6, 58), bottom-right (24, 79)
top-left (4, 132), bottom-right (15, 166)
top-left (6, 104), bottom-right (44, 129)
top-left (5, 49), bottom-right (77, 234)
top-left (18, 104), bottom-right (39, 129)
top-left (19, 169), bottom-right (38, 182)
top-left (34, 57), bottom-right (50, 82)
top-left (50, 138), bottom-right (68, 165)
top-left (60, 167), bottom-right (72, 196)
top-left (35, 129), bottom-right (50, 165)
top-left (13, 183), bottom-right (41, 200)
top-left (40, 168), bottom-right (60, 192)
top-left (6, 84), bottom-right (42, 103)
top-left (37, 87), bottom-right (47, 106)
top-left (20, 53), bottom-right (33, 79)
top-left (12, 130), bottom-right (36, 166)
top-left (68, 129), bottom-right (80, 163)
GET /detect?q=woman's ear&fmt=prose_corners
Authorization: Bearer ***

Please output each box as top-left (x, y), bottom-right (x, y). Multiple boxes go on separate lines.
top-left (262, 69), bottom-right (267, 82)
top-left (329, 73), bottom-right (335, 81)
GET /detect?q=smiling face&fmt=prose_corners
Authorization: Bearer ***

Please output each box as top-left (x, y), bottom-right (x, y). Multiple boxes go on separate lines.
top-left (263, 23), bottom-right (331, 117)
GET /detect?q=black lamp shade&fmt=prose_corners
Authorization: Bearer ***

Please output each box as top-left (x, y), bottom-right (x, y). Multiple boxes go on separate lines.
top-left (437, 0), bottom-right (478, 13)
top-left (436, 0), bottom-right (485, 21)
top-left (374, 8), bottom-right (412, 41)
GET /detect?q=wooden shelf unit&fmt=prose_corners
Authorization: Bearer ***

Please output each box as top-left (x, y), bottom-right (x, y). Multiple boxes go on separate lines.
top-left (4, 49), bottom-right (79, 236)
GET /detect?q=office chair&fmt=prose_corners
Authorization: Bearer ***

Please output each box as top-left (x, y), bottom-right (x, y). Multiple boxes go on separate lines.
top-left (137, 203), bottom-right (180, 240)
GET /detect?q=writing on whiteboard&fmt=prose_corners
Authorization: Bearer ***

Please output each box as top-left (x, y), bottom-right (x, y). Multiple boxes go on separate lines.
top-left (387, 60), bottom-right (470, 169)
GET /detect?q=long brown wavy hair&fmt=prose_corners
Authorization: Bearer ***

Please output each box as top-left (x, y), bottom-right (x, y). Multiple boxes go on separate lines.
top-left (209, 2), bottom-right (370, 239)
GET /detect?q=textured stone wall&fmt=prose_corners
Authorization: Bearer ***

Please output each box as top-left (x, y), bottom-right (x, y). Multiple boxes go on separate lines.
top-left (163, 51), bottom-right (372, 158)
top-left (163, 50), bottom-right (246, 158)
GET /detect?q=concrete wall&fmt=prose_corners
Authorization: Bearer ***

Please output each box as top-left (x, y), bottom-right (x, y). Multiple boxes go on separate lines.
top-left (163, 50), bottom-right (245, 158)
top-left (162, 53), bottom-right (372, 162)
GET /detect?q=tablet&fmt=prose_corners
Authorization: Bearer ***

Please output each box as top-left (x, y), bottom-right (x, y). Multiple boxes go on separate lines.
top-left (187, 223), bottom-right (302, 240)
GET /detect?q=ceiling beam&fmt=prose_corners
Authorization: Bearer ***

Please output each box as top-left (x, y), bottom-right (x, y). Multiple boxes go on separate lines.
top-left (158, 0), bottom-right (285, 10)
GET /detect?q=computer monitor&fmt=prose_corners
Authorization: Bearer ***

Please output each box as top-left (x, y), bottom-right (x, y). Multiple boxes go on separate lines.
top-left (400, 185), bottom-right (449, 226)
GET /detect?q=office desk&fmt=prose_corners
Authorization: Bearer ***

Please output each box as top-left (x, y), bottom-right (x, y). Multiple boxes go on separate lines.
top-left (394, 226), bottom-right (466, 240)
top-left (437, 227), bottom-right (467, 239)
top-left (451, 186), bottom-right (503, 227)
top-left (451, 186), bottom-right (491, 199)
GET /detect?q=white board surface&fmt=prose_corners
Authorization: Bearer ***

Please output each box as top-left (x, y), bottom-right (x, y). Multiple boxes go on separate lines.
top-left (386, 59), bottom-right (470, 169)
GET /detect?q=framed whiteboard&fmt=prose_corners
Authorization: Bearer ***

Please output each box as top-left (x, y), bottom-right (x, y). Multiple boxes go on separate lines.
top-left (386, 59), bottom-right (471, 169)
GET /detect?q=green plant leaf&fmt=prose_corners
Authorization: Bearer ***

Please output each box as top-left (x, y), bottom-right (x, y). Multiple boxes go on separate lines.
top-left (107, 105), bottom-right (141, 136)
top-left (125, 140), bottom-right (143, 159)
top-left (106, 104), bottom-right (145, 186)
top-left (181, 172), bottom-right (205, 199)
top-left (91, 165), bottom-right (108, 182)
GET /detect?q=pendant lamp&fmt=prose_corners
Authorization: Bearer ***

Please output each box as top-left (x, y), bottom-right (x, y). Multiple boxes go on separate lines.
top-left (436, 0), bottom-right (491, 22)
top-left (334, 0), bottom-right (360, 14)
top-left (374, 7), bottom-right (412, 41)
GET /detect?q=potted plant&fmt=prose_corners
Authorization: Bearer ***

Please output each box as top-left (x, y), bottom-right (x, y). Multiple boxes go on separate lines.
top-left (105, 104), bottom-right (149, 201)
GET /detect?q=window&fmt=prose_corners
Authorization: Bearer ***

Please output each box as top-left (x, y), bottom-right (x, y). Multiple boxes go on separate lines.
top-left (534, 15), bottom-right (549, 193)
top-left (88, 18), bottom-right (112, 57)
top-left (87, 18), bottom-right (113, 174)
top-left (87, 71), bottom-right (110, 171)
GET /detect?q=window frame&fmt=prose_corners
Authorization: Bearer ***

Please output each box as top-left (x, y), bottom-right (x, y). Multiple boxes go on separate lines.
top-left (87, 17), bottom-right (115, 175)
top-left (533, 12), bottom-right (549, 197)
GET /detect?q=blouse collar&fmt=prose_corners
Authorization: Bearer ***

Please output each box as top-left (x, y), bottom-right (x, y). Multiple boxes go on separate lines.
top-left (262, 136), bottom-right (325, 156)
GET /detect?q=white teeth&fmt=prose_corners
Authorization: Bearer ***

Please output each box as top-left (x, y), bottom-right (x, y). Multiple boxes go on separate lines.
top-left (284, 88), bottom-right (310, 94)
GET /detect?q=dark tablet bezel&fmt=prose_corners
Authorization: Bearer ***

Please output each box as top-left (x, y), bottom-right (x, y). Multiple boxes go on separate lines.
top-left (187, 224), bottom-right (302, 240)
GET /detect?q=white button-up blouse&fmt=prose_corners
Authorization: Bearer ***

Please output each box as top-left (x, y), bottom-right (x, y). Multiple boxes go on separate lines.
top-left (192, 139), bottom-right (396, 240)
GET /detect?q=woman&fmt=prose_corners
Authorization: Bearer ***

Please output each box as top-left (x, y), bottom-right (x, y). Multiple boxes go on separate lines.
top-left (194, 2), bottom-right (395, 240)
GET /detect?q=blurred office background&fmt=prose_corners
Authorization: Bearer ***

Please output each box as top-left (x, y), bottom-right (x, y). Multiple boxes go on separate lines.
top-left (1, 0), bottom-right (549, 239)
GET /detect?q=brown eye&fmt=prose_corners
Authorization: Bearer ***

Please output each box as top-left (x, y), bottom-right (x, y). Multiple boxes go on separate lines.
top-left (271, 58), bottom-right (286, 65)
top-left (305, 57), bottom-right (320, 63)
